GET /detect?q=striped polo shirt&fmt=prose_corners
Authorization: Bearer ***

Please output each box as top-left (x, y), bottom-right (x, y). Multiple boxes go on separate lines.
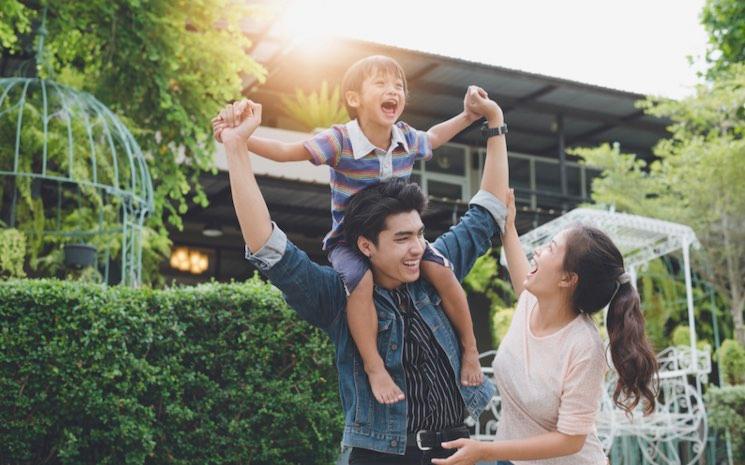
top-left (304, 119), bottom-right (432, 251)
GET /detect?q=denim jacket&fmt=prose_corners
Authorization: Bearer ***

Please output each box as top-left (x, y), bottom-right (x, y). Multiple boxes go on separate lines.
top-left (245, 190), bottom-right (506, 455)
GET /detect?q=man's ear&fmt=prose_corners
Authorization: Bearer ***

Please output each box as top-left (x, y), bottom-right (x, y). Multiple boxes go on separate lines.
top-left (357, 235), bottom-right (374, 259)
top-left (559, 271), bottom-right (578, 289)
top-left (345, 90), bottom-right (360, 112)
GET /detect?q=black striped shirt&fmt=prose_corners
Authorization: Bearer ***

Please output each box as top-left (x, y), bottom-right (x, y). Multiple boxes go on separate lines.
top-left (391, 288), bottom-right (467, 432)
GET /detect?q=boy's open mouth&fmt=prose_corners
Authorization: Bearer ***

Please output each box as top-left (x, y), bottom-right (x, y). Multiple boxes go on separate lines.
top-left (528, 257), bottom-right (538, 276)
top-left (381, 99), bottom-right (398, 116)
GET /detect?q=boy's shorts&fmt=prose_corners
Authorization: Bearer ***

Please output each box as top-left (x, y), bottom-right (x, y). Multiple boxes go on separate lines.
top-left (328, 241), bottom-right (452, 296)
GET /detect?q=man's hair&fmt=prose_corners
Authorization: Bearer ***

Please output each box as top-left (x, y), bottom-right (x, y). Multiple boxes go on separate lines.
top-left (341, 55), bottom-right (408, 119)
top-left (344, 179), bottom-right (427, 250)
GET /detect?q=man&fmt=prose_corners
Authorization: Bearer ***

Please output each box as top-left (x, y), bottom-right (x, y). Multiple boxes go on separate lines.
top-left (213, 89), bottom-right (509, 465)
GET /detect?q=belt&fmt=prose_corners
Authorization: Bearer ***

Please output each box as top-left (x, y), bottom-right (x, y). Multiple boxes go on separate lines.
top-left (406, 425), bottom-right (469, 451)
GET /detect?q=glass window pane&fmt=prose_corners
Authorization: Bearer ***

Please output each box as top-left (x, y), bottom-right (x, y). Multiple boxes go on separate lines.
top-left (566, 166), bottom-right (581, 197)
top-left (535, 159), bottom-right (562, 194)
top-left (428, 145), bottom-right (466, 176)
top-left (509, 157), bottom-right (531, 189)
top-left (427, 180), bottom-right (463, 200)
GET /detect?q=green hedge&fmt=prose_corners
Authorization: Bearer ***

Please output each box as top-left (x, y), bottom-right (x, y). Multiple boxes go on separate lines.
top-left (0, 278), bottom-right (342, 465)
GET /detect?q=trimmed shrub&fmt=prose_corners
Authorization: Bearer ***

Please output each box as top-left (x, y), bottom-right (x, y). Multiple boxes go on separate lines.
top-left (0, 228), bottom-right (26, 278)
top-left (717, 339), bottom-right (745, 385)
top-left (0, 277), bottom-right (342, 465)
top-left (706, 385), bottom-right (745, 462)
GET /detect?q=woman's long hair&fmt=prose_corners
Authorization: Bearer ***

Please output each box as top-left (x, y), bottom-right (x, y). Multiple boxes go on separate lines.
top-left (563, 225), bottom-right (658, 415)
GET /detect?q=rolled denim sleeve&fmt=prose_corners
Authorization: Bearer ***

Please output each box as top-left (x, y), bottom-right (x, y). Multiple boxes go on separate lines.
top-left (244, 223), bottom-right (346, 333)
top-left (431, 190), bottom-right (507, 282)
top-left (469, 190), bottom-right (507, 234)
top-left (244, 222), bottom-right (288, 270)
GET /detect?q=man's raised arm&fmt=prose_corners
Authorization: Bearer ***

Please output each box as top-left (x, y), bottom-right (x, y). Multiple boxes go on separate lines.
top-left (213, 101), bottom-right (272, 252)
top-left (472, 91), bottom-right (508, 204)
top-left (430, 89), bottom-right (509, 281)
top-left (211, 100), bottom-right (346, 332)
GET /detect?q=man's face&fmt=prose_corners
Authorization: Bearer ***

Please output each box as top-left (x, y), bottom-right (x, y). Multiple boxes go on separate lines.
top-left (359, 210), bottom-right (425, 289)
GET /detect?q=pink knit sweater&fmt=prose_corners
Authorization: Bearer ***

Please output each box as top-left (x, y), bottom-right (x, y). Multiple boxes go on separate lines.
top-left (491, 291), bottom-right (608, 465)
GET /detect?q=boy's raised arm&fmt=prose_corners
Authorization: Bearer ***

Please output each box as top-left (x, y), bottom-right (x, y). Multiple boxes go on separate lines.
top-left (426, 86), bottom-right (484, 150)
top-left (214, 106), bottom-right (311, 163)
top-left (244, 136), bottom-right (312, 162)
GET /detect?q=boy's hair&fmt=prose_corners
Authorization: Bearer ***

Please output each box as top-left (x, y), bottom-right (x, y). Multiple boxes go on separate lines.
top-left (344, 179), bottom-right (426, 251)
top-left (341, 55), bottom-right (408, 119)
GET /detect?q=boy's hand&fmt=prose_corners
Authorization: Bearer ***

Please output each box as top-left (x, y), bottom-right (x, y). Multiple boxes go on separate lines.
top-left (506, 188), bottom-right (516, 230)
top-left (466, 87), bottom-right (504, 125)
top-left (463, 85), bottom-right (488, 123)
top-left (212, 99), bottom-right (262, 145)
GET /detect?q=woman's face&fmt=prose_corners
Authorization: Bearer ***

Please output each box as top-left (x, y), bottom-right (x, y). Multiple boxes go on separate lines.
top-left (524, 228), bottom-right (574, 296)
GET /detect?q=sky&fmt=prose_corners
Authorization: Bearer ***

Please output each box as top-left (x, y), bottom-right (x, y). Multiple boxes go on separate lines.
top-left (275, 0), bottom-right (710, 99)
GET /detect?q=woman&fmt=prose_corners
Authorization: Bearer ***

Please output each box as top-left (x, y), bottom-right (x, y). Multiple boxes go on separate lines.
top-left (433, 190), bottom-right (658, 465)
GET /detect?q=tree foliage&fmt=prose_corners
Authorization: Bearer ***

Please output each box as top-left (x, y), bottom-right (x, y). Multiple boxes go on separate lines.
top-left (1, 1), bottom-right (266, 284)
top-left (463, 249), bottom-right (516, 346)
top-left (717, 339), bottom-right (745, 385)
top-left (702, 0), bottom-right (745, 76)
top-left (705, 385), bottom-right (745, 462)
top-left (571, 64), bottom-right (745, 346)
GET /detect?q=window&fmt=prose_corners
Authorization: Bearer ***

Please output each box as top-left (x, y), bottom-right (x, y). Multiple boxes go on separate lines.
top-left (429, 145), bottom-right (466, 176)
top-left (427, 180), bottom-right (463, 200)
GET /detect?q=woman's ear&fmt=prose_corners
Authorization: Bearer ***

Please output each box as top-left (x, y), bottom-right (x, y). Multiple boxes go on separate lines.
top-left (559, 271), bottom-right (578, 289)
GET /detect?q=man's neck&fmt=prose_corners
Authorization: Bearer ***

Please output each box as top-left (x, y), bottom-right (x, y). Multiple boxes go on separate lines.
top-left (370, 267), bottom-right (404, 290)
top-left (357, 117), bottom-right (393, 151)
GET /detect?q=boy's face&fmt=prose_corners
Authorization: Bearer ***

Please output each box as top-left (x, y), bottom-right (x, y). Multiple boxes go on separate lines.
top-left (347, 70), bottom-right (406, 127)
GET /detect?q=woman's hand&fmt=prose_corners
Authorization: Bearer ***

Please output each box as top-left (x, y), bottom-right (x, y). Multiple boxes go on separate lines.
top-left (506, 188), bottom-right (516, 231)
top-left (431, 438), bottom-right (486, 465)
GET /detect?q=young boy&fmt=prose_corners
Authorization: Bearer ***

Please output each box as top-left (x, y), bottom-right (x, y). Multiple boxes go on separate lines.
top-left (213, 55), bottom-right (486, 405)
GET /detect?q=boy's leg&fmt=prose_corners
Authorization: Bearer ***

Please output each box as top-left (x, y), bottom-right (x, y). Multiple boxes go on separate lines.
top-left (329, 244), bottom-right (404, 405)
top-left (420, 246), bottom-right (483, 387)
top-left (347, 271), bottom-right (405, 404)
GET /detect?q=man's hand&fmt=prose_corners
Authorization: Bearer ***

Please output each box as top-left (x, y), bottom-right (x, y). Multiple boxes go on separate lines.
top-left (212, 99), bottom-right (262, 145)
top-left (466, 89), bottom-right (503, 125)
top-left (463, 85), bottom-right (488, 123)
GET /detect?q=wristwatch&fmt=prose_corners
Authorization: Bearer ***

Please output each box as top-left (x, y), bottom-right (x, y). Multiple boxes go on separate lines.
top-left (481, 122), bottom-right (508, 140)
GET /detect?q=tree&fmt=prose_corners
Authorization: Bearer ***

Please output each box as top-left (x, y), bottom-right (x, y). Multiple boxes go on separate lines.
top-left (1, 1), bottom-right (266, 284)
top-left (701, 0), bottom-right (745, 76)
top-left (571, 64), bottom-right (745, 346)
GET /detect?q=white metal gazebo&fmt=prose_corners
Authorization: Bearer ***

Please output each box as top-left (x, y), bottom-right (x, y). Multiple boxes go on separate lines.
top-left (472, 207), bottom-right (711, 465)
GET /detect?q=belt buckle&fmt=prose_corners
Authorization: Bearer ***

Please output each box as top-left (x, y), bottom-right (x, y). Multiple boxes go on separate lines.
top-left (416, 430), bottom-right (432, 451)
